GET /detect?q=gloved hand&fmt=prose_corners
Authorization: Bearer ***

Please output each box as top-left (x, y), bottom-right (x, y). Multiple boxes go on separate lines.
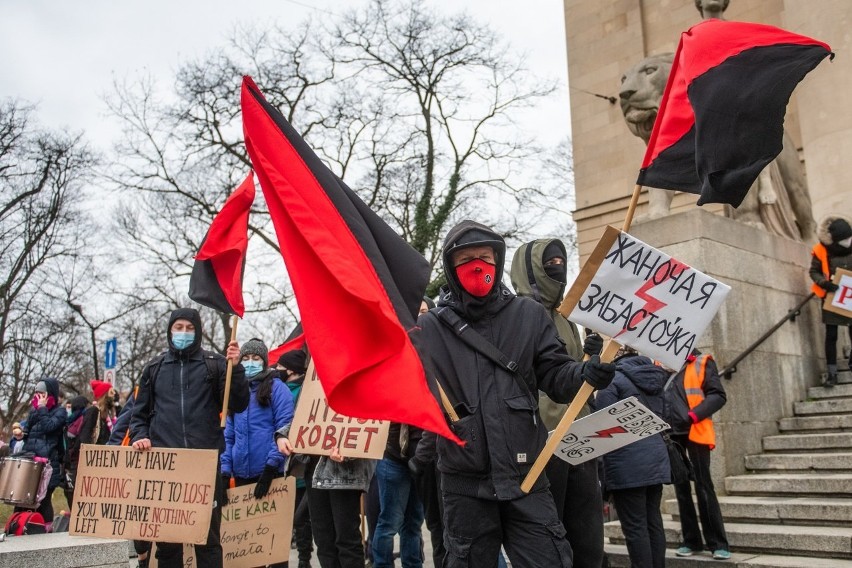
top-left (823, 281), bottom-right (839, 293)
top-left (583, 333), bottom-right (604, 357)
top-left (221, 474), bottom-right (232, 491)
top-left (582, 355), bottom-right (616, 390)
top-left (407, 457), bottom-right (426, 478)
top-left (253, 465), bottom-right (277, 499)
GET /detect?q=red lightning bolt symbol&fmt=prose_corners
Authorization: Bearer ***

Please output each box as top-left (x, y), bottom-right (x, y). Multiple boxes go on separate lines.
top-left (615, 259), bottom-right (690, 339)
top-left (590, 426), bottom-right (628, 438)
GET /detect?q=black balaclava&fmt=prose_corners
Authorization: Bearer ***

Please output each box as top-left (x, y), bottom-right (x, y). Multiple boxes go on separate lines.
top-left (167, 308), bottom-right (203, 356)
top-left (542, 241), bottom-right (568, 284)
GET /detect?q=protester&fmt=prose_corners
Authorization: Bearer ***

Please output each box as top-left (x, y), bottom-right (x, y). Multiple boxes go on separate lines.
top-left (130, 307), bottom-right (249, 568)
top-left (9, 422), bottom-right (25, 455)
top-left (221, 338), bottom-right (294, 568)
top-left (19, 378), bottom-right (67, 521)
top-left (664, 349), bottom-right (731, 560)
top-left (809, 216), bottom-right (852, 387)
top-left (411, 220), bottom-right (615, 567)
top-left (594, 348), bottom-right (670, 568)
top-left (275, 348), bottom-right (314, 568)
top-left (510, 238), bottom-right (606, 568)
top-left (63, 389), bottom-right (107, 508)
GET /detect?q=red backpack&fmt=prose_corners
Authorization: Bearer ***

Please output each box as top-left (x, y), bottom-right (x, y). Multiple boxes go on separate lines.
top-left (4, 510), bottom-right (47, 535)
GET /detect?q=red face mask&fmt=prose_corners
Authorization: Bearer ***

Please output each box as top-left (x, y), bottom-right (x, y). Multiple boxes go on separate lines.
top-left (455, 259), bottom-right (497, 297)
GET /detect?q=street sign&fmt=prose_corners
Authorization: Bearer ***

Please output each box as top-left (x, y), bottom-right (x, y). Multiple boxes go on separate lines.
top-left (104, 368), bottom-right (116, 385)
top-left (104, 337), bottom-right (117, 369)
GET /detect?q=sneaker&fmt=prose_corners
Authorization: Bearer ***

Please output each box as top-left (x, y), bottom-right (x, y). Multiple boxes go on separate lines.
top-left (713, 549), bottom-right (732, 560)
top-left (675, 546), bottom-right (694, 557)
top-left (826, 372), bottom-right (838, 387)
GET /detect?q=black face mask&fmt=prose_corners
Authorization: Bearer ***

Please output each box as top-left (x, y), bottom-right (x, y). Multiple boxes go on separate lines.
top-left (544, 262), bottom-right (567, 284)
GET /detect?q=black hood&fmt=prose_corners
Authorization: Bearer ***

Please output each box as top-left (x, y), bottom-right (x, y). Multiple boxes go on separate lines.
top-left (42, 377), bottom-right (60, 400)
top-left (616, 355), bottom-right (667, 396)
top-left (167, 308), bottom-right (203, 355)
top-left (441, 220), bottom-right (506, 317)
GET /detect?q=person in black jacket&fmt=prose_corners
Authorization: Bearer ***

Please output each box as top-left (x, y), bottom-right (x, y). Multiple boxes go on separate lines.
top-left (130, 307), bottom-right (249, 568)
top-left (413, 220), bottom-right (615, 568)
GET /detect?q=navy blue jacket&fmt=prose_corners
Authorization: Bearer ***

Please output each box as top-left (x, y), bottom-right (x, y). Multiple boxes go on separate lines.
top-left (23, 378), bottom-right (66, 489)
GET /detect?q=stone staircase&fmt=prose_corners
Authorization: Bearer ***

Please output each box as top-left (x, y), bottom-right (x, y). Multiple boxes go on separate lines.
top-left (604, 370), bottom-right (852, 567)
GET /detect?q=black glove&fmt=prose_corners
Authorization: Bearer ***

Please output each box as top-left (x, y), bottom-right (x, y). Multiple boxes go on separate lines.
top-left (407, 457), bottom-right (426, 478)
top-left (583, 333), bottom-right (604, 357)
top-left (582, 355), bottom-right (616, 390)
top-left (823, 281), bottom-right (839, 293)
top-left (253, 465), bottom-right (277, 499)
top-left (221, 474), bottom-right (232, 490)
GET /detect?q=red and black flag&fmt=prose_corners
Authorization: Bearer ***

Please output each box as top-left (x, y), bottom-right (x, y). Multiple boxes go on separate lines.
top-left (240, 76), bottom-right (459, 442)
top-left (268, 323), bottom-right (305, 364)
top-left (637, 19), bottom-right (831, 207)
top-left (188, 172), bottom-right (255, 317)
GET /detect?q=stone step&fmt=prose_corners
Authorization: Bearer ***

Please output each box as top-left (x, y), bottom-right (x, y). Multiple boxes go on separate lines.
top-left (604, 543), bottom-right (852, 567)
top-left (604, 517), bottom-right (852, 559)
top-left (745, 451), bottom-right (852, 471)
top-left (763, 431), bottom-right (852, 451)
top-left (808, 383), bottom-right (852, 400)
top-left (779, 414), bottom-right (852, 432)
top-left (664, 495), bottom-right (852, 526)
top-left (0, 533), bottom-right (129, 568)
top-left (725, 472), bottom-right (852, 495)
top-left (794, 398), bottom-right (852, 416)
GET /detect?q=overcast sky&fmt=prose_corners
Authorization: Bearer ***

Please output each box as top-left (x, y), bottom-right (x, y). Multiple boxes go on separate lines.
top-left (0, 0), bottom-right (572, 154)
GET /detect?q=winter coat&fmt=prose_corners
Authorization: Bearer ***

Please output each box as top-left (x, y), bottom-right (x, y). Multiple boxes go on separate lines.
top-left (594, 355), bottom-right (670, 491)
top-left (418, 220), bottom-right (587, 500)
top-left (130, 308), bottom-right (249, 451)
top-left (510, 238), bottom-right (587, 431)
top-left (311, 455), bottom-right (376, 492)
top-left (810, 215), bottom-right (852, 326)
top-left (663, 355), bottom-right (726, 436)
top-left (23, 377), bottom-right (66, 489)
top-left (222, 370), bottom-right (295, 479)
top-left (66, 405), bottom-right (110, 470)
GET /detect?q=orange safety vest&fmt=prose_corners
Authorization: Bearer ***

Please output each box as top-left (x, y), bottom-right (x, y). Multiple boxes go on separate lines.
top-left (684, 355), bottom-right (716, 449)
top-left (811, 243), bottom-right (830, 299)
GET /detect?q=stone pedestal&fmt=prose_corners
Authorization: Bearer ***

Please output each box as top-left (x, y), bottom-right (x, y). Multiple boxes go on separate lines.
top-left (630, 209), bottom-right (824, 488)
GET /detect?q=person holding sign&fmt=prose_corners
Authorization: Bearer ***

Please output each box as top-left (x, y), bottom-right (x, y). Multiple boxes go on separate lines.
top-left (509, 238), bottom-right (606, 568)
top-left (130, 308), bottom-right (249, 568)
top-left (416, 220), bottom-right (615, 568)
top-left (809, 216), bottom-right (852, 387)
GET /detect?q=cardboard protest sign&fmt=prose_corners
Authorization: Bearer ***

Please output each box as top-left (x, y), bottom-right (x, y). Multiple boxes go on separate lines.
top-left (824, 268), bottom-right (852, 318)
top-left (70, 445), bottom-right (218, 544)
top-left (554, 397), bottom-right (670, 465)
top-left (289, 360), bottom-right (389, 458)
top-left (563, 226), bottom-right (730, 369)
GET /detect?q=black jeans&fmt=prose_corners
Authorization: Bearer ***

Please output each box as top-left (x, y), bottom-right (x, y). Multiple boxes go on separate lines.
top-left (415, 461), bottom-right (445, 568)
top-left (293, 485), bottom-right (314, 564)
top-left (441, 489), bottom-right (572, 568)
top-left (672, 436), bottom-right (729, 552)
top-left (308, 486), bottom-right (364, 568)
top-left (611, 485), bottom-right (665, 568)
top-left (825, 324), bottom-right (852, 366)
top-left (546, 456), bottom-right (604, 568)
top-left (156, 473), bottom-right (224, 568)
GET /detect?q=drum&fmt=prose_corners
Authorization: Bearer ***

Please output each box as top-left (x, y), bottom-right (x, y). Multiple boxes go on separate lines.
top-left (0, 456), bottom-right (44, 505)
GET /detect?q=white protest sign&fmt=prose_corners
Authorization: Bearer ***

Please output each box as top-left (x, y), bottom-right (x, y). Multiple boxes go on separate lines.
top-left (554, 397), bottom-right (670, 465)
top-left (288, 359), bottom-right (389, 458)
top-left (825, 268), bottom-right (852, 318)
top-left (563, 226), bottom-right (730, 369)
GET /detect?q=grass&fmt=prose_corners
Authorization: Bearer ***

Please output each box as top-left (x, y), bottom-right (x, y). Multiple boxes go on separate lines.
top-left (0, 490), bottom-right (70, 529)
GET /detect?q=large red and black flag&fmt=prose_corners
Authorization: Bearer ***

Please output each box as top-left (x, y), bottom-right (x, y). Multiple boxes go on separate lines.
top-left (268, 323), bottom-right (305, 365)
top-left (188, 172), bottom-right (255, 317)
top-left (637, 19), bottom-right (831, 207)
top-left (240, 76), bottom-right (459, 442)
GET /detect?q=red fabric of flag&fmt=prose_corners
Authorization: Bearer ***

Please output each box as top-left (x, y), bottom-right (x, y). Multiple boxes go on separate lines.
top-left (188, 172), bottom-right (255, 317)
top-left (637, 19), bottom-right (831, 207)
top-left (268, 329), bottom-right (305, 366)
top-left (240, 76), bottom-right (459, 442)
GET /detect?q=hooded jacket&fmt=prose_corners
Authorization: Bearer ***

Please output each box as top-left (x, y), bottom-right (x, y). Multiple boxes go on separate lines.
top-left (418, 220), bottom-right (587, 500)
top-left (130, 308), bottom-right (249, 452)
top-left (24, 377), bottom-right (67, 488)
top-left (810, 215), bottom-right (852, 326)
top-left (510, 238), bottom-right (586, 430)
top-left (222, 369), bottom-right (295, 479)
top-left (594, 355), bottom-right (670, 490)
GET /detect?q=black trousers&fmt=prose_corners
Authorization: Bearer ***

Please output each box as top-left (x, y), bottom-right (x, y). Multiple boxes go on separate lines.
top-left (546, 457), bottom-right (604, 568)
top-left (415, 462), bottom-right (445, 568)
top-left (308, 486), bottom-right (364, 568)
top-left (825, 324), bottom-right (852, 366)
top-left (441, 489), bottom-right (572, 568)
top-left (611, 485), bottom-right (665, 568)
top-left (672, 436), bottom-right (729, 552)
top-left (293, 485), bottom-right (314, 563)
top-left (156, 473), bottom-right (224, 568)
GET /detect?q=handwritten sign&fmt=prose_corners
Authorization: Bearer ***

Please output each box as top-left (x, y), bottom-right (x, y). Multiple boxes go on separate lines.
top-left (289, 360), bottom-right (389, 458)
top-left (824, 268), bottom-right (852, 318)
top-left (554, 397), bottom-right (670, 465)
top-left (563, 226), bottom-right (730, 369)
top-left (70, 445), bottom-right (218, 544)
top-left (221, 478), bottom-right (295, 567)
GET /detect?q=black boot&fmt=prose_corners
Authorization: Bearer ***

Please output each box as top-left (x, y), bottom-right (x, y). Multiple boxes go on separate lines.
top-left (826, 372), bottom-right (838, 387)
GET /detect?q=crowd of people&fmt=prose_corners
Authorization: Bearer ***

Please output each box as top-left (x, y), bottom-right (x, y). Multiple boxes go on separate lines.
top-left (30, 215), bottom-right (852, 567)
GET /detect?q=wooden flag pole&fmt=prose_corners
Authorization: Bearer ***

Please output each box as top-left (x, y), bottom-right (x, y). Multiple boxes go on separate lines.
top-left (521, 184), bottom-right (644, 493)
top-left (221, 314), bottom-right (240, 428)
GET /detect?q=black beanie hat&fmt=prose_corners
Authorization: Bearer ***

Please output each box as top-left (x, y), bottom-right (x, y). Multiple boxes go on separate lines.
top-left (828, 219), bottom-right (852, 243)
top-left (278, 350), bottom-right (307, 375)
top-left (423, 296), bottom-right (436, 310)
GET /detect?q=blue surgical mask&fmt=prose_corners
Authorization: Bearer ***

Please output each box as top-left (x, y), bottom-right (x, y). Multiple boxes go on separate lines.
top-left (242, 360), bottom-right (264, 378)
top-left (172, 332), bottom-right (195, 350)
